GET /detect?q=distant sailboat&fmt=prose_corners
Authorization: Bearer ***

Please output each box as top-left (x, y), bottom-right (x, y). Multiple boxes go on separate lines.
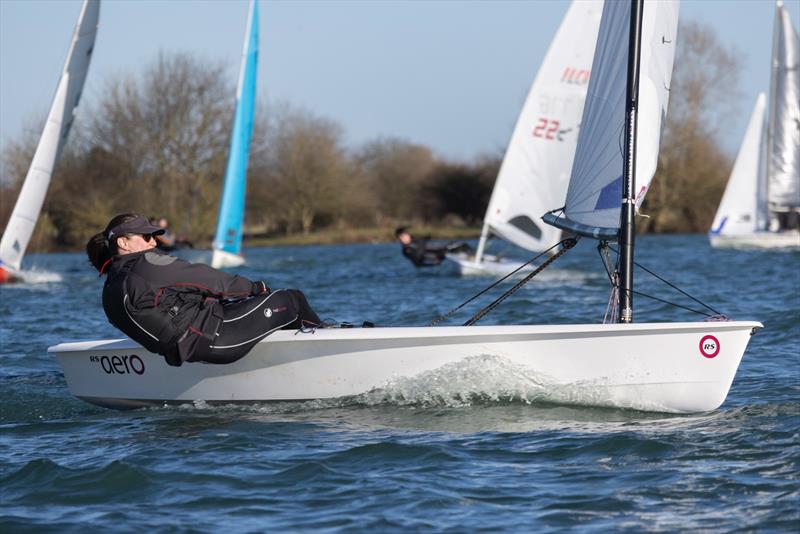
top-left (0, 0), bottom-right (100, 284)
top-left (53, 0), bottom-right (761, 415)
top-left (211, 0), bottom-right (259, 269)
top-left (709, 1), bottom-right (800, 249)
top-left (446, 1), bottom-right (601, 276)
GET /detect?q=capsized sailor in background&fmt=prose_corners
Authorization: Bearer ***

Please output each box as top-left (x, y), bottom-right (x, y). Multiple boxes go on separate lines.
top-left (87, 213), bottom-right (322, 367)
top-left (395, 227), bottom-right (473, 268)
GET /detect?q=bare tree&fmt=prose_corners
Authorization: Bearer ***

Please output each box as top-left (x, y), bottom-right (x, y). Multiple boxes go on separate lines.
top-left (356, 138), bottom-right (437, 225)
top-left (642, 21), bottom-right (742, 233)
top-left (0, 135), bottom-right (36, 228)
top-left (424, 154), bottom-right (499, 225)
top-left (259, 105), bottom-right (349, 235)
top-left (89, 53), bottom-right (233, 239)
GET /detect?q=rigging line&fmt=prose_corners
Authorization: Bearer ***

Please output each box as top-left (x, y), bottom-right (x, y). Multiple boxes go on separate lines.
top-left (428, 238), bottom-right (572, 327)
top-left (598, 242), bottom-right (619, 324)
top-left (606, 245), bottom-right (723, 316)
top-left (614, 285), bottom-right (714, 317)
top-left (596, 242), bottom-right (615, 283)
top-left (463, 238), bottom-right (578, 327)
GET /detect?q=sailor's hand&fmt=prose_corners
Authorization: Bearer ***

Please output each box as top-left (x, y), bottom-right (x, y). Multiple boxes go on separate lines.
top-left (251, 280), bottom-right (271, 296)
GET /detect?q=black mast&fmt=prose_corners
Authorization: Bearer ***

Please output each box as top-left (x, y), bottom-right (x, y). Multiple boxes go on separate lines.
top-left (618, 0), bottom-right (644, 324)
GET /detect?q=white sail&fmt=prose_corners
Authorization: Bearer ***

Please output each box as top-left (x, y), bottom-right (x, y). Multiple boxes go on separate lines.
top-left (767, 1), bottom-right (800, 210)
top-left (0, 0), bottom-right (100, 273)
top-left (710, 94), bottom-right (768, 237)
top-left (478, 1), bottom-right (602, 256)
top-left (558, 0), bottom-right (679, 233)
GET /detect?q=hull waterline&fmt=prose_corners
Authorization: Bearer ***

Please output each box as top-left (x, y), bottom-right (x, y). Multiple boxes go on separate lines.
top-left (444, 253), bottom-right (535, 277)
top-left (51, 321), bottom-right (761, 414)
top-left (709, 230), bottom-right (800, 250)
top-left (0, 264), bottom-right (19, 284)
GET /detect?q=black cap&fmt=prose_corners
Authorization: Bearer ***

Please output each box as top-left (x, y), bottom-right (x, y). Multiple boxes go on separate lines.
top-left (106, 215), bottom-right (166, 240)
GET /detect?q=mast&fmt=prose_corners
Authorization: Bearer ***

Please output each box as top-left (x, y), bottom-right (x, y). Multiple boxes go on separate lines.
top-left (617, 0), bottom-right (644, 324)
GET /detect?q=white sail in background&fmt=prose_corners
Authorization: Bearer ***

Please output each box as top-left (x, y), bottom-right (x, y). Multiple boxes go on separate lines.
top-left (478, 1), bottom-right (601, 256)
top-left (709, 2), bottom-right (799, 249)
top-left (0, 0), bottom-right (100, 273)
top-left (559, 0), bottom-right (679, 232)
top-left (767, 1), bottom-right (800, 210)
top-left (710, 94), bottom-right (768, 237)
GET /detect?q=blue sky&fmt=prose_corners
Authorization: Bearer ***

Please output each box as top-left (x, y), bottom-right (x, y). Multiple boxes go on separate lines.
top-left (1, 0), bottom-right (798, 163)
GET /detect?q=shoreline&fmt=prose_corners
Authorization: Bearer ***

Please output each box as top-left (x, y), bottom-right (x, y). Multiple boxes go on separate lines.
top-left (22, 227), bottom-right (713, 253)
top-left (243, 226), bottom-right (481, 247)
top-left (22, 226), bottom-right (484, 253)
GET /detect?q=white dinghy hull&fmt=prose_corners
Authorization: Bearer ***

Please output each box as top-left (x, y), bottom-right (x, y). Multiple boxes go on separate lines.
top-left (210, 249), bottom-right (246, 269)
top-left (444, 252), bottom-right (535, 277)
top-left (51, 321), bottom-right (760, 413)
top-left (710, 231), bottom-right (800, 250)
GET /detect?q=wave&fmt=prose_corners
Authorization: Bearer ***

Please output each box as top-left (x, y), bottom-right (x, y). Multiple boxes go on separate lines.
top-left (4, 268), bottom-right (63, 285)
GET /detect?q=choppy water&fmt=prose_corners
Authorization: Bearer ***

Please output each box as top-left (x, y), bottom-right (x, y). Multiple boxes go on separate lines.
top-left (1, 235), bottom-right (798, 531)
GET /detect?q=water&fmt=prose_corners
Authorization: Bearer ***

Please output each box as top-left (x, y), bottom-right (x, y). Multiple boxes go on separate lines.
top-left (1, 235), bottom-right (798, 531)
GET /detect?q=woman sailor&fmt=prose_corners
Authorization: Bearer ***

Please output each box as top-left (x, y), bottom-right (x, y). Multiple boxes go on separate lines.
top-left (86, 213), bottom-right (322, 367)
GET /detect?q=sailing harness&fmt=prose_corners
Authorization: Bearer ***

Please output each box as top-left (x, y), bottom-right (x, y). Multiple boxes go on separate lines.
top-left (430, 237), bottom-right (728, 327)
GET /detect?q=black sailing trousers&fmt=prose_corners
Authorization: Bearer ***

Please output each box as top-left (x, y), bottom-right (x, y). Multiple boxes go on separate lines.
top-left (196, 289), bottom-right (321, 364)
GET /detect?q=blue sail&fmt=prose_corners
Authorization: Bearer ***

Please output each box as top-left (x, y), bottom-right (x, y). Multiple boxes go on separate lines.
top-left (213, 0), bottom-right (259, 261)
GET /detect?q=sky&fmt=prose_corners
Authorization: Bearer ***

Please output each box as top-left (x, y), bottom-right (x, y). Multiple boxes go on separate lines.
top-left (0, 0), bottom-right (798, 165)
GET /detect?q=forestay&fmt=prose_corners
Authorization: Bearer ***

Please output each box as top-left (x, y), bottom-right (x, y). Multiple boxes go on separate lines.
top-left (709, 94), bottom-right (768, 237)
top-left (213, 0), bottom-right (259, 260)
top-left (767, 1), bottom-right (800, 210)
top-left (0, 0), bottom-right (99, 272)
top-left (479, 1), bottom-right (601, 254)
top-left (548, 0), bottom-right (678, 237)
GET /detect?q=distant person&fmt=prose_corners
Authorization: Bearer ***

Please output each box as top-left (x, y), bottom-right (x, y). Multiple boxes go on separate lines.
top-left (149, 217), bottom-right (176, 251)
top-left (149, 217), bottom-right (194, 251)
top-left (395, 227), bottom-right (472, 268)
top-left (769, 209), bottom-right (800, 232)
top-left (86, 213), bottom-right (322, 367)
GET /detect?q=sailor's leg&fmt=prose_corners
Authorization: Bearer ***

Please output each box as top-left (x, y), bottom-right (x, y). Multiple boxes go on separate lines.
top-left (200, 291), bottom-right (299, 364)
top-left (282, 289), bottom-right (322, 329)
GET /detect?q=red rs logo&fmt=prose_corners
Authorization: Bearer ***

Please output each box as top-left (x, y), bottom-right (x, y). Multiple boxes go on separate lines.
top-left (699, 335), bottom-right (720, 359)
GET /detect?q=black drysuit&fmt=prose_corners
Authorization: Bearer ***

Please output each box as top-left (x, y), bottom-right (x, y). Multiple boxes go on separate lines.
top-left (401, 238), bottom-right (448, 267)
top-left (401, 238), bottom-right (473, 267)
top-left (102, 251), bottom-right (320, 366)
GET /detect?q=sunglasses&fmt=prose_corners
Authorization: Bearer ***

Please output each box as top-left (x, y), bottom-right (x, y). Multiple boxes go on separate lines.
top-left (124, 233), bottom-right (154, 242)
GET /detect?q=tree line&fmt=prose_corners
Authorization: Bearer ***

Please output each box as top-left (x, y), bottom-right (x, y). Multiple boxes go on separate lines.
top-left (0, 21), bottom-right (741, 251)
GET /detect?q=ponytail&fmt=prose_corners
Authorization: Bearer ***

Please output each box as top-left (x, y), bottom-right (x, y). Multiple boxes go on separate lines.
top-left (86, 213), bottom-right (138, 274)
top-left (86, 232), bottom-right (112, 273)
